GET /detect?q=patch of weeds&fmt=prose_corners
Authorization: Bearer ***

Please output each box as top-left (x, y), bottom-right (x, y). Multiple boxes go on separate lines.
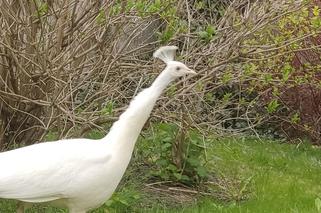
top-left (137, 123), bottom-right (209, 186)
top-left (100, 187), bottom-right (141, 213)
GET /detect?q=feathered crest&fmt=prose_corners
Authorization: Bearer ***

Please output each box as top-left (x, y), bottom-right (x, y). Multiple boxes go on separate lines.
top-left (153, 46), bottom-right (178, 64)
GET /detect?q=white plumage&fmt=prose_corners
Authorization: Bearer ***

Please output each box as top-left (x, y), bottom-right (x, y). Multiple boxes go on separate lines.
top-left (153, 45), bottom-right (178, 63)
top-left (0, 46), bottom-right (196, 213)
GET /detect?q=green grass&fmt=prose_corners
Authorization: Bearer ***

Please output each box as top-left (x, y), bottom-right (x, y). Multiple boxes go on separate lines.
top-left (1, 137), bottom-right (321, 212)
top-left (206, 138), bottom-right (321, 213)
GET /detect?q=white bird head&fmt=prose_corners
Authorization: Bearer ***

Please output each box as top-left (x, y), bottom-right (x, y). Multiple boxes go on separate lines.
top-left (153, 46), bottom-right (196, 77)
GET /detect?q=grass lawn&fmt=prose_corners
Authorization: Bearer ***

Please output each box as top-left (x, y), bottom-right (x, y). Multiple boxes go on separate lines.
top-left (1, 137), bottom-right (321, 212)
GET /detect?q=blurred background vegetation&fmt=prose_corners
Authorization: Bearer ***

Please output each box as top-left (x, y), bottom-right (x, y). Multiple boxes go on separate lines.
top-left (1, 0), bottom-right (321, 212)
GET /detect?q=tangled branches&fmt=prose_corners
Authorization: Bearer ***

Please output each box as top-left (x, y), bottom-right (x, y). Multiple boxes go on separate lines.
top-left (0, 0), bottom-right (319, 149)
top-left (0, 0), bottom-right (162, 149)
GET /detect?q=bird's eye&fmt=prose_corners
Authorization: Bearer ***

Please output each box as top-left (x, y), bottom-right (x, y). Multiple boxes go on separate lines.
top-left (176, 67), bottom-right (181, 71)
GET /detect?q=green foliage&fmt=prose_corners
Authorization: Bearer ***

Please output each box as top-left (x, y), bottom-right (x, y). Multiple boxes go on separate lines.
top-left (166, 85), bottom-right (177, 97)
top-left (266, 99), bottom-right (280, 114)
top-left (221, 72), bottom-right (233, 84)
top-left (101, 101), bottom-right (114, 116)
top-left (44, 131), bottom-right (58, 142)
top-left (237, 1), bottom-right (321, 141)
top-left (37, 2), bottom-right (48, 17)
top-left (138, 123), bottom-right (208, 185)
top-left (96, 9), bottom-right (106, 25)
top-left (86, 129), bottom-right (105, 139)
top-left (186, 131), bottom-right (209, 179)
top-left (281, 63), bottom-right (293, 82)
top-left (243, 63), bottom-right (257, 76)
top-left (158, 12), bottom-right (187, 43)
top-left (109, 2), bottom-right (122, 16)
top-left (223, 92), bottom-right (232, 104)
top-left (108, 0), bottom-right (182, 43)
top-left (207, 137), bottom-right (321, 213)
top-left (104, 187), bottom-right (141, 212)
top-left (198, 25), bottom-right (216, 42)
top-left (291, 112), bottom-right (300, 124)
top-left (204, 92), bottom-right (214, 103)
top-left (311, 6), bottom-right (321, 29)
top-left (195, 0), bottom-right (205, 10)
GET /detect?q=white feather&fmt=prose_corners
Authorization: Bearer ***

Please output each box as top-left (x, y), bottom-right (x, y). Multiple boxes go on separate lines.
top-left (153, 45), bottom-right (178, 63)
top-left (0, 139), bottom-right (113, 206)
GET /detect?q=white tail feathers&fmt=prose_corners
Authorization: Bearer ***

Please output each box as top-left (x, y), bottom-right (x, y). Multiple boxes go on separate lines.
top-left (153, 46), bottom-right (178, 64)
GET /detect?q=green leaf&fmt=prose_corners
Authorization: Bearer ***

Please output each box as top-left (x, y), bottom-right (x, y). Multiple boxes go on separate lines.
top-left (264, 73), bottom-right (273, 84)
top-left (198, 25), bottom-right (216, 42)
top-left (282, 63), bottom-right (293, 82)
top-left (272, 87), bottom-right (280, 97)
top-left (102, 101), bottom-right (114, 115)
top-left (38, 2), bottom-right (48, 17)
top-left (187, 157), bottom-right (200, 167)
top-left (311, 16), bottom-right (321, 29)
top-left (167, 85), bottom-right (177, 97)
top-left (167, 164), bottom-right (178, 172)
top-left (160, 27), bottom-right (175, 43)
top-left (156, 159), bottom-right (168, 166)
top-left (125, 0), bottom-right (135, 12)
top-left (243, 63), bottom-right (257, 76)
top-left (291, 113), bottom-right (300, 124)
top-left (302, 7), bottom-right (309, 18)
top-left (313, 6), bottom-right (320, 17)
top-left (96, 9), bottom-right (106, 25)
top-left (162, 136), bottom-right (172, 143)
top-left (196, 166), bottom-right (208, 178)
top-left (119, 199), bottom-right (129, 206)
top-left (181, 174), bottom-right (191, 181)
top-left (173, 172), bottom-right (182, 180)
top-left (110, 4), bottom-right (121, 16)
top-left (206, 25), bottom-right (216, 36)
top-left (195, 1), bottom-right (205, 10)
top-left (222, 72), bottom-right (233, 84)
top-left (198, 31), bottom-right (209, 39)
top-left (223, 93), bottom-right (232, 103)
top-left (205, 92), bottom-right (214, 102)
top-left (161, 142), bottom-right (172, 150)
top-left (266, 99), bottom-right (280, 114)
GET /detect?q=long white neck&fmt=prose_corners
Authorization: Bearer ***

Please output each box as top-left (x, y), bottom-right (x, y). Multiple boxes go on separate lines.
top-left (103, 70), bottom-right (174, 153)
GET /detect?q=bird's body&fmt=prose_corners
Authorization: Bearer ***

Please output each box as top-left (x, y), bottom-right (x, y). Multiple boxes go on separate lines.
top-left (0, 139), bottom-right (115, 211)
top-left (0, 46), bottom-right (195, 213)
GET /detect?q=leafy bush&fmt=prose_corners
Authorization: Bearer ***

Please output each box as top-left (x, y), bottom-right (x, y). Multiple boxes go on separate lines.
top-left (238, 1), bottom-right (321, 143)
top-left (137, 123), bottom-right (209, 185)
top-left (103, 187), bottom-right (141, 212)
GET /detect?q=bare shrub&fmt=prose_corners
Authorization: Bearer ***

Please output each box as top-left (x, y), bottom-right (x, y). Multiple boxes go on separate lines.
top-left (1, 0), bottom-right (320, 150)
top-left (0, 0), bottom-right (164, 149)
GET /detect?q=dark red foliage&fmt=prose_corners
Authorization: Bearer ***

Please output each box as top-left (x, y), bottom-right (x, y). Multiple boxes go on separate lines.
top-left (278, 0), bottom-right (321, 143)
top-left (279, 85), bottom-right (321, 144)
top-left (259, 0), bottom-right (321, 144)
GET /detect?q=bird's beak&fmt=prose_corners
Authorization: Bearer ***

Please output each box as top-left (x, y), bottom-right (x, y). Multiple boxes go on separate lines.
top-left (186, 68), bottom-right (197, 75)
